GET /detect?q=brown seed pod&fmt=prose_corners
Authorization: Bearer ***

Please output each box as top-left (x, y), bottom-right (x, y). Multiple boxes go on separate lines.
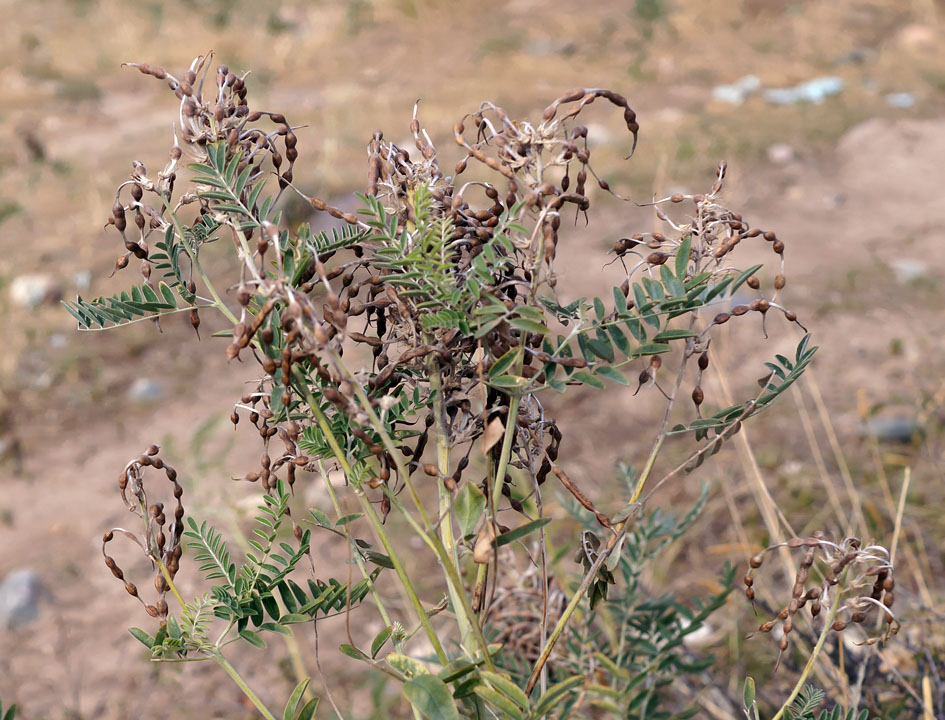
top-left (691, 386), bottom-right (704, 406)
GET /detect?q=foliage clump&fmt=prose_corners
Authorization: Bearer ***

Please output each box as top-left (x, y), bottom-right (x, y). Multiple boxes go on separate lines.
top-left (67, 54), bottom-right (879, 720)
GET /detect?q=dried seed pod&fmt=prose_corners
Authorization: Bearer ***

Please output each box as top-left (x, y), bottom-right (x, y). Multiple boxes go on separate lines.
top-left (691, 386), bottom-right (704, 406)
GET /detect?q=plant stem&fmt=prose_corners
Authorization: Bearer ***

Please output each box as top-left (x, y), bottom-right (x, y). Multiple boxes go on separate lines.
top-left (771, 594), bottom-right (842, 720)
top-left (628, 434), bottom-right (664, 505)
top-left (525, 336), bottom-right (691, 694)
top-left (158, 196), bottom-right (238, 326)
top-left (372, 478), bottom-right (496, 670)
top-left (292, 369), bottom-right (448, 664)
top-left (428, 354), bottom-right (474, 651)
top-left (155, 556), bottom-right (186, 609)
top-left (354, 485), bottom-right (449, 664)
top-left (322, 357), bottom-right (495, 668)
top-left (320, 462), bottom-right (398, 643)
top-left (473, 391), bottom-right (522, 616)
top-left (212, 650), bottom-right (279, 720)
top-left (327, 349), bottom-right (432, 528)
top-left (524, 496), bottom-right (641, 695)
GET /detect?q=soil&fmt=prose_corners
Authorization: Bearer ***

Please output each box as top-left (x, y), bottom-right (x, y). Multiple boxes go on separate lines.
top-left (1, 1), bottom-right (944, 718)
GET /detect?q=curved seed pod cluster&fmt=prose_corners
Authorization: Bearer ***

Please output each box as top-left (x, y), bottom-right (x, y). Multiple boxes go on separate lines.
top-left (187, 82), bottom-right (651, 520)
top-left (613, 162), bottom-right (805, 342)
top-left (102, 446), bottom-right (184, 621)
top-left (107, 53), bottom-right (306, 332)
top-left (228, 383), bottom-right (309, 492)
top-left (745, 533), bottom-right (899, 668)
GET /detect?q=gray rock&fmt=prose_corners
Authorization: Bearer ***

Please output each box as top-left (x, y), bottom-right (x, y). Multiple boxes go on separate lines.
top-left (885, 92), bottom-right (915, 109)
top-left (0, 569), bottom-right (43, 630)
top-left (73, 270), bottom-right (92, 292)
top-left (860, 417), bottom-right (922, 444)
top-left (891, 258), bottom-right (926, 283)
top-left (712, 75), bottom-right (761, 105)
top-left (764, 76), bottom-right (844, 105)
top-left (126, 378), bottom-right (164, 403)
top-left (9, 274), bottom-right (61, 309)
top-left (767, 143), bottom-right (796, 165)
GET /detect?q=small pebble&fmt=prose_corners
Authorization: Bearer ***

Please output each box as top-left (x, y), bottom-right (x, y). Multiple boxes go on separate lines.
top-left (0, 569), bottom-right (43, 630)
top-left (860, 417), bottom-right (921, 444)
top-left (885, 92), bottom-right (915, 109)
top-left (9, 274), bottom-right (60, 309)
top-left (126, 378), bottom-right (164, 402)
top-left (767, 143), bottom-right (796, 165)
top-left (891, 258), bottom-right (926, 283)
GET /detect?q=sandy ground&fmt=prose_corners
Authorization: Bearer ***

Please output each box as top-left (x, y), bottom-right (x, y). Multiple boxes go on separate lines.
top-left (1, 1), bottom-right (944, 718)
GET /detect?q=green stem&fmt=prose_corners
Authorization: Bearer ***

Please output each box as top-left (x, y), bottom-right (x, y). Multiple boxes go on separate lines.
top-left (428, 354), bottom-right (474, 651)
top-left (322, 354), bottom-right (495, 667)
top-left (327, 348), bottom-right (432, 528)
top-left (158, 196), bottom-right (238, 326)
top-left (320, 463), bottom-right (398, 643)
top-left (770, 594), bottom-right (842, 720)
top-left (473, 390), bottom-right (522, 615)
top-left (523, 507), bottom-right (637, 695)
top-left (354, 486), bottom-right (449, 664)
top-left (212, 650), bottom-right (279, 720)
top-left (628, 434), bottom-right (664, 505)
top-left (373, 475), bottom-right (497, 670)
top-left (292, 368), bottom-right (448, 664)
top-left (155, 556), bottom-right (185, 610)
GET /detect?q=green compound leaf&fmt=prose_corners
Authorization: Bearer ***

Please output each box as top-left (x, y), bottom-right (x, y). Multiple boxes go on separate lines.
top-left (496, 517), bottom-right (551, 547)
top-left (283, 678), bottom-right (311, 720)
top-left (454, 483), bottom-right (487, 538)
top-left (403, 674), bottom-right (459, 720)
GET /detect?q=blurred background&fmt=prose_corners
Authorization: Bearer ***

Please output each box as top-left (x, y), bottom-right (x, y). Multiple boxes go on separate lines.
top-left (1, 0), bottom-right (944, 717)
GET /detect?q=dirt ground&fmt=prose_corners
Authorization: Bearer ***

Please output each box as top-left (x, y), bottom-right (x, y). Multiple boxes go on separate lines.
top-left (2, 1), bottom-right (944, 718)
